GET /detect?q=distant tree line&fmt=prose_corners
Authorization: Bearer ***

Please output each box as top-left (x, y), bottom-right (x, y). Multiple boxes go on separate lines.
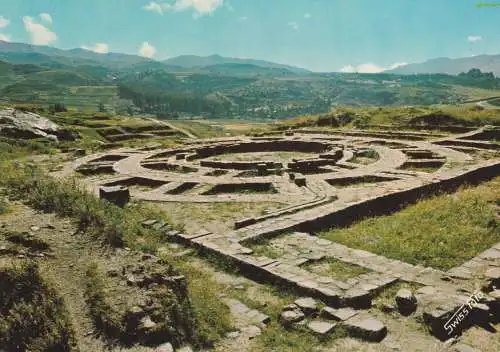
top-left (117, 84), bottom-right (231, 118)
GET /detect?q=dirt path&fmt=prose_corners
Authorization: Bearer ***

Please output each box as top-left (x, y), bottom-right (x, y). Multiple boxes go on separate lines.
top-left (0, 205), bottom-right (154, 352)
top-left (146, 117), bottom-right (198, 139)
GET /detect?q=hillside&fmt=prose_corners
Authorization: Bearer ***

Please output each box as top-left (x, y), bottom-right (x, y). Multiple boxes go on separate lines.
top-left (163, 54), bottom-right (310, 74)
top-left (387, 54), bottom-right (500, 76)
top-left (2, 42), bottom-right (500, 119)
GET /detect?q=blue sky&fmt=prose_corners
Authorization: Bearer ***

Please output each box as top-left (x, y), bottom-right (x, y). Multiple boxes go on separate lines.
top-left (0, 0), bottom-right (499, 72)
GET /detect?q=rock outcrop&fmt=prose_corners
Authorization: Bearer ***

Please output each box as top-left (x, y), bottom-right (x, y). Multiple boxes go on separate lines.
top-left (0, 108), bottom-right (79, 141)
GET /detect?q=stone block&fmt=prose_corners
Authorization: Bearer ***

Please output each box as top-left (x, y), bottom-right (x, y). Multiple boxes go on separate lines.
top-left (320, 306), bottom-right (358, 321)
top-left (395, 288), bottom-right (417, 316)
top-left (307, 320), bottom-right (337, 336)
top-left (99, 186), bottom-right (130, 207)
top-left (343, 288), bottom-right (372, 309)
top-left (344, 317), bottom-right (387, 342)
top-left (294, 297), bottom-right (319, 315)
top-left (280, 309), bottom-right (305, 327)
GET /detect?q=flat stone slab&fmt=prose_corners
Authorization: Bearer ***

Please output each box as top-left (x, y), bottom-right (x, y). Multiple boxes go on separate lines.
top-left (320, 307), bottom-right (358, 321)
top-left (307, 320), bottom-right (337, 335)
top-left (344, 317), bottom-right (387, 342)
top-left (280, 310), bottom-right (305, 327)
top-left (294, 297), bottom-right (319, 315)
top-left (485, 267), bottom-right (500, 280)
top-left (246, 309), bottom-right (271, 325)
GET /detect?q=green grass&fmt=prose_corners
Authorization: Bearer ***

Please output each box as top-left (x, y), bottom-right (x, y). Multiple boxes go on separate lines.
top-left (0, 161), bottom-right (176, 247)
top-left (281, 105), bottom-right (500, 130)
top-left (167, 120), bottom-right (227, 138)
top-left (0, 197), bottom-right (8, 215)
top-left (0, 263), bottom-right (77, 352)
top-left (168, 257), bottom-right (233, 347)
top-left (250, 243), bottom-right (286, 259)
top-left (373, 282), bottom-right (423, 308)
top-left (398, 164), bottom-right (443, 173)
top-left (302, 257), bottom-right (371, 281)
top-left (349, 149), bottom-right (380, 165)
top-left (84, 264), bottom-right (123, 342)
top-left (319, 177), bottom-right (500, 270)
top-left (0, 137), bottom-right (56, 160)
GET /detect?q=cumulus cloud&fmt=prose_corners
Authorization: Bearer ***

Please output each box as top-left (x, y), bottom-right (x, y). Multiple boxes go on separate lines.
top-left (288, 21), bottom-right (299, 31)
top-left (304, 13), bottom-right (311, 19)
top-left (0, 33), bottom-right (10, 42)
top-left (467, 35), bottom-right (482, 43)
top-left (139, 41), bottom-right (156, 58)
top-left (340, 62), bottom-right (408, 73)
top-left (388, 62), bottom-right (408, 70)
top-left (0, 15), bottom-right (10, 28)
top-left (0, 15), bottom-right (10, 41)
top-left (82, 43), bottom-right (109, 54)
top-left (143, 0), bottom-right (225, 17)
top-left (23, 16), bottom-right (57, 45)
top-left (144, 1), bottom-right (164, 14)
top-left (39, 13), bottom-right (53, 24)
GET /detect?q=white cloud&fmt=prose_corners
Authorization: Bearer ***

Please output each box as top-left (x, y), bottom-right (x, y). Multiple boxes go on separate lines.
top-left (23, 16), bottom-right (57, 45)
top-left (237, 16), bottom-right (248, 21)
top-left (0, 33), bottom-right (10, 42)
top-left (340, 65), bottom-right (356, 73)
top-left (139, 41), bottom-right (156, 58)
top-left (304, 13), bottom-right (311, 19)
top-left (39, 13), bottom-right (53, 24)
top-left (0, 15), bottom-right (10, 28)
top-left (467, 35), bottom-right (482, 43)
top-left (288, 21), bottom-right (299, 31)
top-left (340, 62), bottom-right (408, 73)
top-left (388, 62), bottom-right (408, 70)
top-left (144, 1), bottom-right (164, 14)
top-left (143, 0), bottom-right (224, 17)
top-left (82, 43), bottom-right (109, 54)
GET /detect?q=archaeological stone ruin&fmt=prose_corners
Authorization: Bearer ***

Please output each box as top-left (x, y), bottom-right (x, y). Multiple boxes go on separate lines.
top-left (66, 125), bottom-right (500, 346)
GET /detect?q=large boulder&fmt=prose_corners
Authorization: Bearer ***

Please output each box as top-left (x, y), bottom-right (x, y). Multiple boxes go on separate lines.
top-left (0, 108), bottom-right (80, 142)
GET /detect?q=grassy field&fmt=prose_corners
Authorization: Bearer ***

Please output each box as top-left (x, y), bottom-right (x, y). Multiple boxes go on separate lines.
top-left (281, 105), bottom-right (500, 129)
top-left (168, 119), bottom-right (275, 138)
top-left (319, 177), bottom-right (500, 270)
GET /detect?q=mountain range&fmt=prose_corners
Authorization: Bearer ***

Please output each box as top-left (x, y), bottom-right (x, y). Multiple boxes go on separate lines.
top-left (386, 54), bottom-right (500, 76)
top-left (0, 41), bottom-right (309, 75)
top-left (3, 40), bottom-right (500, 77)
top-left (1, 40), bottom-right (500, 119)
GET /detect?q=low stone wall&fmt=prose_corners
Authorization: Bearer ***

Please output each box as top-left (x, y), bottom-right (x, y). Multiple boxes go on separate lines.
top-left (200, 160), bottom-right (282, 170)
top-left (194, 140), bottom-right (332, 159)
top-left (103, 177), bottom-right (168, 188)
top-left (202, 183), bottom-right (277, 195)
top-left (296, 161), bottom-right (500, 234)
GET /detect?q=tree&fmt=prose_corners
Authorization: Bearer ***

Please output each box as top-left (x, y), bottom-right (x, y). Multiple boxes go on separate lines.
top-left (98, 102), bottom-right (106, 113)
top-left (49, 103), bottom-right (67, 114)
